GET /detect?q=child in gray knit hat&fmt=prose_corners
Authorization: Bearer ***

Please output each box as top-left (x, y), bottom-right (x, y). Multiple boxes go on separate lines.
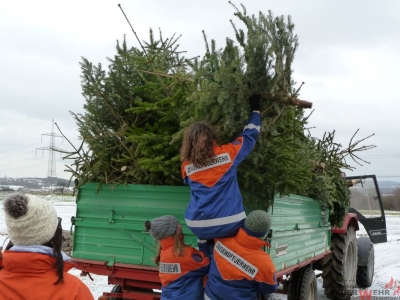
top-left (145, 215), bottom-right (179, 242)
top-left (205, 210), bottom-right (278, 300)
top-left (145, 215), bottom-right (210, 300)
top-left (243, 209), bottom-right (272, 238)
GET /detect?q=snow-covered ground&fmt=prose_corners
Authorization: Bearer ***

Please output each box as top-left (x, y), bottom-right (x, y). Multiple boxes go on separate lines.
top-left (1, 193), bottom-right (399, 299)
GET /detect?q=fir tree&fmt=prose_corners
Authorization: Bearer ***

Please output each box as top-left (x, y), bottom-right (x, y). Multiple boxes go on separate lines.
top-left (68, 30), bottom-right (192, 186)
top-left (63, 5), bottom-right (375, 226)
top-left (176, 3), bottom-right (374, 225)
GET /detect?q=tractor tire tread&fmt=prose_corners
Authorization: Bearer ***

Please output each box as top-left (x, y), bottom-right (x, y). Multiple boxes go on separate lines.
top-left (322, 226), bottom-right (358, 300)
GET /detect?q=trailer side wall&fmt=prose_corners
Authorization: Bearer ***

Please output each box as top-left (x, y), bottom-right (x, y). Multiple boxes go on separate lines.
top-left (72, 183), bottom-right (331, 272)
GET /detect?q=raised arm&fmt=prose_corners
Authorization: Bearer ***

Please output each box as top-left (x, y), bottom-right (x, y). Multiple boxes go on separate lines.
top-left (229, 94), bottom-right (261, 165)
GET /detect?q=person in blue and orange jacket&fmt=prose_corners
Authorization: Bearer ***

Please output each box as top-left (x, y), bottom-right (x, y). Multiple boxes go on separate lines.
top-left (180, 94), bottom-right (262, 243)
top-left (145, 215), bottom-right (210, 300)
top-left (205, 210), bottom-right (278, 300)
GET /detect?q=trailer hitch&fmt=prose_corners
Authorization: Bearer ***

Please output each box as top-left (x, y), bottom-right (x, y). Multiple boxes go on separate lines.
top-left (80, 271), bottom-right (94, 281)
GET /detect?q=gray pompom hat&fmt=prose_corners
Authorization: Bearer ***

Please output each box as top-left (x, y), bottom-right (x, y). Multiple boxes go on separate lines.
top-left (147, 215), bottom-right (179, 241)
top-left (243, 210), bottom-right (271, 238)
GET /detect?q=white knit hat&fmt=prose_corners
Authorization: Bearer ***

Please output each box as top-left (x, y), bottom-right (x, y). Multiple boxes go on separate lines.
top-left (3, 193), bottom-right (59, 246)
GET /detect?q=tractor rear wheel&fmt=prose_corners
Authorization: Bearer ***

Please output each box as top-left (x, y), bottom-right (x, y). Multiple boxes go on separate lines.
top-left (322, 226), bottom-right (358, 300)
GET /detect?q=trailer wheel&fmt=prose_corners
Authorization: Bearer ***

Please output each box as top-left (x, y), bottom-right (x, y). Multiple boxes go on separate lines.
top-left (356, 237), bottom-right (374, 288)
top-left (299, 268), bottom-right (317, 300)
top-left (287, 268), bottom-right (317, 300)
top-left (109, 285), bottom-right (125, 300)
top-left (287, 269), bottom-right (302, 299)
top-left (322, 226), bottom-right (358, 300)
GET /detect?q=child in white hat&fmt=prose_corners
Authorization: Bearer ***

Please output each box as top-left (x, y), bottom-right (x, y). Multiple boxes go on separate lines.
top-left (0, 193), bottom-right (93, 300)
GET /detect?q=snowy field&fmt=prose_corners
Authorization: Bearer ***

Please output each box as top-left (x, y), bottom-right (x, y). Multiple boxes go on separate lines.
top-left (1, 193), bottom-right (400, 299)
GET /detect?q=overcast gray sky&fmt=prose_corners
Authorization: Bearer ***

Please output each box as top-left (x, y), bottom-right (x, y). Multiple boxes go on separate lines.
top-left (0, 0), bottom-right (399, 182)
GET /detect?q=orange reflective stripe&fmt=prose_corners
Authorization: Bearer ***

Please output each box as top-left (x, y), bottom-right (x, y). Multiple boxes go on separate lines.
top-left (214, 240), bottom-right (258, 278)
top-left (213, 231), bottom-right (276, 285)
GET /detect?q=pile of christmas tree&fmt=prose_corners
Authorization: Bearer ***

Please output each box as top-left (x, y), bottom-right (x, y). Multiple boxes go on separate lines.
top-left (65, 4), bottom-right (374, 226)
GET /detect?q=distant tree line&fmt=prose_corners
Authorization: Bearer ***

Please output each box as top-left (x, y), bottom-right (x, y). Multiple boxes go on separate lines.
top-left (382, 188), bottom-right (400, 211)
top-left (0, 178), bottom-right (73, 189)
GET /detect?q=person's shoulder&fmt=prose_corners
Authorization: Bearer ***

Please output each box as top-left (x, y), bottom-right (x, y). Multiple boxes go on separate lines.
top-left (258, 250), bottom-right (274, 260)
top-left (63, 271), bottom-right (82, 281)
top-left (219, 138), bottom-right (244, 151)
top-left (63, 272), bottom-right (92, 289)
top-left (256, 252), bottom-right (276, 272)
top-left (62, 273), bottom-right (94, 299)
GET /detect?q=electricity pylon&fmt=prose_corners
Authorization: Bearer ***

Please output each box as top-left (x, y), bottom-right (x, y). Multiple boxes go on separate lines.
top-left (36, 119), bottom-right (64, 192)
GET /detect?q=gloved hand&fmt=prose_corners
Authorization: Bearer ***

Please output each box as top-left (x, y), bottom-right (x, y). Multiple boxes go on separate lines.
top-left (249, 94), bottom-right (261, 111)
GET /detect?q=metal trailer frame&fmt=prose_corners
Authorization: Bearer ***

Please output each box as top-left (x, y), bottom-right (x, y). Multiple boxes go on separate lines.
top-left (71, 175), bottom-right (387, 299)
top-left (73, 213), bottom-right (364, 300)
top-left (73, 250), bottom-right (332, 300)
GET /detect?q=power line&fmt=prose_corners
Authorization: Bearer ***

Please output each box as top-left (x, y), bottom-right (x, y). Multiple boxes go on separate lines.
top-left (0, 150), bottom-right (37, 160)
top-left (0, 159), bottom-right (70, 176)
top-left (310, 122), bottom-right (400, 127)
top-left (0, 155), bottom-right (72, 169)
top-left (0, 161), bottom-right (47, 174)
top-left (359, 157), bottom-right (400, 160)
top-left (0, 157), bottom-right (43, 168)
top-left (362, 154), bottom-right (400, 156)
top-left (0, 142), bottom-right (42, 154)
top-left (0, 142), bottom-right (73, 161)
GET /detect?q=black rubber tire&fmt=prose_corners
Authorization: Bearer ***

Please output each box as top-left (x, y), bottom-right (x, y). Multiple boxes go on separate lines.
top-left (287, 268), bottom-right (316, 300)
top-left (287, 269), bottom-right (302, 300)
top-left (299, 268), bottom-right (317, 300)
top-left (356, 237), bottom-right (374, 288)
top-left (109, 285), bottom-right (125, 300)
top-left (322, 226), bottom-right (358, 300)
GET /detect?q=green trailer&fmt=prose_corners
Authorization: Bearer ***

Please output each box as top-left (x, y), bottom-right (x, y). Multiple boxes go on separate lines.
top-left (71, 175), bottom-right (387, 300)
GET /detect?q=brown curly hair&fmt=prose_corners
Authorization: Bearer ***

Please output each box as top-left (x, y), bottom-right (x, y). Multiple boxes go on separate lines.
top-left (180, 121), bottom-right (218, 168)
